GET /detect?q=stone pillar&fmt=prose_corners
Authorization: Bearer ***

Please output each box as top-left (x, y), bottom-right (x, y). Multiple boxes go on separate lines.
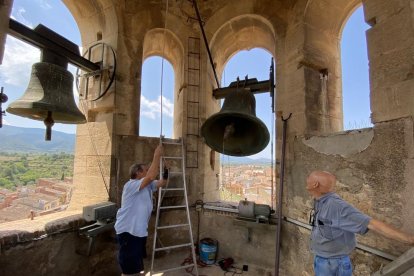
top-left (365, 0), bottom-right (414, 122)
top-left (276, 23), bottom-right (343, 137)
top-left (0, 0), bottom-right (13, 65)
top-left (63, 0), bottom-right (120, 210)
top-left (278, 21), bottom-right (343, 137)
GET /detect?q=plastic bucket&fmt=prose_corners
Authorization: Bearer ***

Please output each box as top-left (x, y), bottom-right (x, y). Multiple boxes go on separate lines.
top-left (199, 238), bottom-right (218, 265)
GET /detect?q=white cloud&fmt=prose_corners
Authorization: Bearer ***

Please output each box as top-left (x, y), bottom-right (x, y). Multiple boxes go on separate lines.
top-left (35, 0), bottom-right (52, 10)
top-left (1, 118), bottom-right (10, 126)
top-left (141, 96), bottom-right (174, 119)
top-left (0, 37), bottom-right (40, 87)
top-left (11, 7), bottom-right (33, 28)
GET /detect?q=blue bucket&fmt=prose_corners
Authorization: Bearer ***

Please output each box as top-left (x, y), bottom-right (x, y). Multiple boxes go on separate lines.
top-left (199, 238), bottom-right (218, 265)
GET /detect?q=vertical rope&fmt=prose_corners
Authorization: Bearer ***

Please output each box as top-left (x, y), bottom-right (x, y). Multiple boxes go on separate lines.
top-left (160, 0), bottom-right (169, 137)
top-left (270, 107), bottom-right (275, 210)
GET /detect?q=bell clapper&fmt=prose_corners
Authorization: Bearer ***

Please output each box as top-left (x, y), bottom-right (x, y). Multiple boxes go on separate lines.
top-left (44, 111), bottom-right (55, 141)
top-left (223, 123), bottom-right (235, 140)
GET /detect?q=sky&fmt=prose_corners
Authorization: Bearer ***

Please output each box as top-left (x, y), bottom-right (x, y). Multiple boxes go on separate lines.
top-left (0, 1), bottom-right (370, 159)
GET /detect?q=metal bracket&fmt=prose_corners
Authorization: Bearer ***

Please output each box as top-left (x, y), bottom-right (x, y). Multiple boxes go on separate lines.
top-left (78, 219), bottom-right (115, 256)
top-left (76, 42), bottom-right (117, 101)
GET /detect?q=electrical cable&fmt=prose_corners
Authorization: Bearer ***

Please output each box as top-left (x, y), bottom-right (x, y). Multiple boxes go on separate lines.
top-left (181, 250), bottom-right (209, 276)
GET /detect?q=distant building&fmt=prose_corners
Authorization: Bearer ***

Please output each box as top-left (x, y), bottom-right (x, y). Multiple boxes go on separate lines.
top-left (0, 204), bottom-right (35, 223)
top-left (0, 189), bottom-right (18, 210)
top-left (0, 178), bottom-right (73, 224)
top-left (36, 178), bottom-right (73, 204)
top-left (14, 193), bottom-right (60, 211)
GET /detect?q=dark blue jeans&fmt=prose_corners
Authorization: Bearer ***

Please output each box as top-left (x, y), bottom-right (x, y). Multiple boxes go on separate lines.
top-left (117, 232), bottom-right (147, 274)
top-left (314, 255), bottom-right (352, 276)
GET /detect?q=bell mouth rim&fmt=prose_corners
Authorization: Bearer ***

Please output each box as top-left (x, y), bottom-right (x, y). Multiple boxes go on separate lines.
top-left (200, 112), bottom-right (270, 157)
top-left (6, 107), bottom-right (87, 124)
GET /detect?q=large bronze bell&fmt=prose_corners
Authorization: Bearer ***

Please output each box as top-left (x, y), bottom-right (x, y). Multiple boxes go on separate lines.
top-left (7, 51), bottom-right (86, 140)
top-left (201, 89), bottom-right (270, 156)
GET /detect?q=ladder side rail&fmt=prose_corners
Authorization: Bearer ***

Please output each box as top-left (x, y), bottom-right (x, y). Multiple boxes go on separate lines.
top-left (150, 154), bottom-right (164, 275)
top-left (181, 138), bottom-right (199, 276)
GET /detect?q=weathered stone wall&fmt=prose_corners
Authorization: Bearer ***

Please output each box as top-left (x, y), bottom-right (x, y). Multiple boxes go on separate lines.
top-left (198, 211), bottom-right (276, 271)
top-left (365, 0), bottom-right (414, 123)
top-left (197, 117), bottom-right (414, 275)
top-left (280, 117), bottom-right (414, 275)
top-left (0, 215), bottom-right (119, 276)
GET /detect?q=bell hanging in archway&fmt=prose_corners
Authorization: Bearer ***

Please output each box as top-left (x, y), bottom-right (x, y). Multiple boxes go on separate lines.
top-left (201, 89), bottom-right (270, 156)
top-left (7, 51), bottom-right (86, 140)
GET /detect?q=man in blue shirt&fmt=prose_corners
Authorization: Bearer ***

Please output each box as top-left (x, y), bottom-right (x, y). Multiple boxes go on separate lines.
top-left (115, 144), bottom-right (168, 275)
top-left (307, 171), bottom-right (414, 276)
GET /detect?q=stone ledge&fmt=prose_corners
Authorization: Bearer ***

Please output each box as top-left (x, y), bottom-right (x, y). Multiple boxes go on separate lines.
top-left (0, 210), bottom-right (88, 250)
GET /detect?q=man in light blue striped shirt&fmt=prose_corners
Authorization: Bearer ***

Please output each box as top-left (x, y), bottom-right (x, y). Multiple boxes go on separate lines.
top-left (115, 144), bottom-right (168, 276)
top-left (307, 171), bottom-right (414, 276)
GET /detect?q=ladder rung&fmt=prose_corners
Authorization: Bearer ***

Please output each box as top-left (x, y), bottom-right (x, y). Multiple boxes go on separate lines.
top-left (162, 188), bottom-right (184, 191)
top-left (154, 263), bottom-right (195, 274)
top-left (163, 156), bottom-right (183, 160)
top-left (161, 141), bottom-right (182, 145)
top-left (157, 223), bottom-right (189, 229)
top-left (160, 205), bottom-right (186, 209)
top-left (169, 171), bottom-right (183, 175)
top-left (155, 243), bottom-right (192, 251)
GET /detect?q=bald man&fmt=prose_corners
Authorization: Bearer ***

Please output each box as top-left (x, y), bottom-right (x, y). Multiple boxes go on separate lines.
top-left (306, 171), bottom-right (414, 276)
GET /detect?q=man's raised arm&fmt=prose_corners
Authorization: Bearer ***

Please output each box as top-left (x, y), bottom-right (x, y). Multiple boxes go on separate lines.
top-left (140, 144), bottom-right (163, 190)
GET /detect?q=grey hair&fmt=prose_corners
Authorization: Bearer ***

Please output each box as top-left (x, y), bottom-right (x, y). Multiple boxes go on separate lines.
top-left (129, 163), bottom-right (146, 179)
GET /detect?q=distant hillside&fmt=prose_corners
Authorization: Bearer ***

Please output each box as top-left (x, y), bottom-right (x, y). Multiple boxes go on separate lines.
top-left (0, 125), bottom-right (75, 153)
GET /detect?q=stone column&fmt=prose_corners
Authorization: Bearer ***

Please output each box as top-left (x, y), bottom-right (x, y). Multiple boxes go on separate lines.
top-left (278, 20), bottom-right (342, 137)
top-left (0, 0), bottom-right (13, 65)
top-left (64, 0), bottom-right (120, 210)
top-left (365, 0), bottom-right (414, 122)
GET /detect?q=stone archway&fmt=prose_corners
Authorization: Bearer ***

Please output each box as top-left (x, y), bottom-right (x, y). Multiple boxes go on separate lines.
top-left (142, 28), bottom-right (185, 138)
top-left (209, 14), bottom-right (277, 79)
top-left (62, 0), bottom-right (118, 47)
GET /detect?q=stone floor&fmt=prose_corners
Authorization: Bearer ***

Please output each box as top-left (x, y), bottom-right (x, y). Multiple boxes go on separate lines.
top-left (144, 248), bottom-right (273, 276)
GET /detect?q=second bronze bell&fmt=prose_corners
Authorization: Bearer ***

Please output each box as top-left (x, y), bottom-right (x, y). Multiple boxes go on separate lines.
top-left (201, 89), bottom-right (270, 157)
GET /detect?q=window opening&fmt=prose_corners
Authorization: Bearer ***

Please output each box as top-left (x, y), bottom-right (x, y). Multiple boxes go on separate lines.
top-left (341, 6), bottom-right (372, 130)
top-left (139, 56), bottom-right (174, 138)
top-left (0, 0), bottom-right (79, 225)
top-left (218, 48), bottom-right (274, 206)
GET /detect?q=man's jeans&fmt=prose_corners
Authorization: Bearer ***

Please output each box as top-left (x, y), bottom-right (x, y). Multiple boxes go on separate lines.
top-left (314, 255), bottom-right (352, 276)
